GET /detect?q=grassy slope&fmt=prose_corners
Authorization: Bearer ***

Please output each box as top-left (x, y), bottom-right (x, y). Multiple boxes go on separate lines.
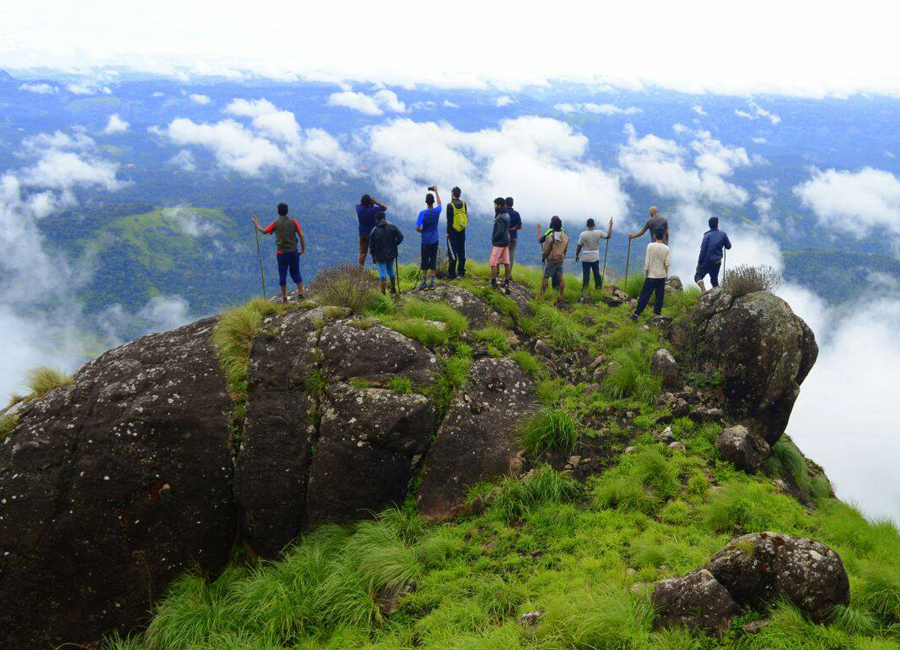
top-left (107, 264), bottom-right (900, 650)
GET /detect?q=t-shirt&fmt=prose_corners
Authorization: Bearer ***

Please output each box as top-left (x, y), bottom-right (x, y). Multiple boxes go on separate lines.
top-left (507, 208), bottom-right (522, 240)
top-left (263, 217), bottom-right (302, 253)
top-left (645, 242), bottom-right (670, 279)
top-left (577, 229), bottom-right (604, 263)
top-left (356, 204), bottom-right (383, 236)
top-left (416, 206), bottom-right (441, 245)
top-left (643, 216), bottom-right (668, 243)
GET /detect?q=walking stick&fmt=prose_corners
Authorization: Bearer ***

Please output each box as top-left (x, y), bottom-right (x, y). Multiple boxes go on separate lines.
top-left (395, 258), bottom-right (401, 294)
top-left (601, 235), bottom-right (610, 285)
top-left (254, 225), bottom-right (267, 299)
top-left (722, 248), bottom-right (727, 285)
top-left (624, 237), bottom-right (632, 295)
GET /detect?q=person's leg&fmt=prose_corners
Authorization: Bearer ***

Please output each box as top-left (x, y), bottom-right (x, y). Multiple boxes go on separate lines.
top-left (634, 279), bottom-right (653, 316)
top-left (358, 234), bottom-right (369, 267)
top-left (277, 252), bottom-right (289, 301)
top-left (694, 264), bottom-right (707, 294)
top-left (582, 262), bottom-right (590, 294)
top-left (591, 261), bottom-right (602, 289)
top-left (288, 252), bottom-right (303, 299)
top-left (387, 258), bottom-right (397, 294)
top-left (709, 261), bottom-right (721, 288)
top-left (458, 230), bottom-right (466, 278)
top-left (447, 233), bottom-right (458, 279)
top-left (428, 244), bottom-right (437, 286)
top-left (376, 261), bottom-right (388, 293)
top-left (540, 277), bottom-right (548, 298)
top-left (508, 237), bottom-right (517, 276)
top-left (419, 245), bottom-right (428, 289)
top-left (652, 278), bottom-right (665, 315)
top-left (557, 268), bottom-right (565, 302)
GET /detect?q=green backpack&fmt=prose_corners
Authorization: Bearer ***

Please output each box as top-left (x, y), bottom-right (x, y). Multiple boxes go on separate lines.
top-left (451, 201), bottom-right (468, 232)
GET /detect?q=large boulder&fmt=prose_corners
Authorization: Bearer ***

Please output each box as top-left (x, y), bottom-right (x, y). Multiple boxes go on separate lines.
top-left (235, 311), bottom-right (439, 556)
top-left (417, 358), bottom-right (537, 519)
top-left (0, 319), bottom-right (235, 649)
top-left (705, 532), bottom-right (849, 622)
top-left (685, 290), bottom-right (817, 444)
top-left (406, 285), bottom-right (498, 327)
top-left (652, 569), bottom-right (739, 638)
top-left (716, 425), bottom-right (771, 473)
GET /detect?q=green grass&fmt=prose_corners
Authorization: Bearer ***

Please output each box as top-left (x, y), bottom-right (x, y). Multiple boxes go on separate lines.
top-left (26, 366), bottom-right (73, 397)
top-left (0, 413), bottom-right (18, 440)
top-left (398, 299), bottom-right (469, 338)
top-left (530, 303), bottom-right (583, 349)
top-left (386, 377), bottom-right (413, 394)
top-left (472, 326), bottom-right (511, 355)
top-left (519, 407), bottom-right (580, 455)
top-left (768, 439), bottom-right (833, 502)
top-left (509, 350), bottom-right (544, 378)
top-left (602, 345), bottom-right (662, 400)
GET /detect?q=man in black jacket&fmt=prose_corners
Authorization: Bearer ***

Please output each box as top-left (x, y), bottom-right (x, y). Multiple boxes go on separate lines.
top-left (369, 212), bottom-right (404, 294)
top-left (446, 186), bottom-right (467, 280)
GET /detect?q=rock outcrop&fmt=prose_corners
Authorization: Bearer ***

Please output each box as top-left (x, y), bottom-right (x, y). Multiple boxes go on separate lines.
top-left (0, 318), bottom-right (236, 650)
top-left (716, 425), bottom-right (772, 473)
top-left (651, 348), bottom-right (679, 388)
top-left (684, 289), bottom-right (817, 444)
top-left (654, 531), bottom-right (849, 635)
top-left (652, 569), bottom-right (739, 637)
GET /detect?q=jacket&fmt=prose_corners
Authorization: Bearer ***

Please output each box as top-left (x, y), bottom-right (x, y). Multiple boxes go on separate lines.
top-left (698, 229), bottom-right (732, 265)
top-left (369, 220), bottom-right (404, 263)
top-left (492, 210), bottom-right (511, 247)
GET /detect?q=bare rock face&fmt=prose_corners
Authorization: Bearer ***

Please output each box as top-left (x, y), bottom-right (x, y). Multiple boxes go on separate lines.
top-left (685, 290), bottom-right (818, 444)
top-left (0, 318), bottom-right (235, 649)
top-left (417, 358), bottom-right (537, 519)
top-left (705, 532), bottom-right (849, 622)
top-left (651, 348), bottom-right (680, 388)
top-left (651, 569), bottom-right (739, 638)
top-left (716, 425), bottom-right (772, 473)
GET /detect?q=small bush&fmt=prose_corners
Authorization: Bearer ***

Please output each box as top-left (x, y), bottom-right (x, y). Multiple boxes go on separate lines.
top-left (723, 263), bottom-right (782, 297)
top-left (857, 565), bottom-right (900, 626)
top-left (519, 408), bottom-right (580, 455)
top-left (311, 264), bottom-right (379, 313)
top-left (212, 302), bottom-right (264, 398)
top-left (26, 366), bottom-right (73, 397)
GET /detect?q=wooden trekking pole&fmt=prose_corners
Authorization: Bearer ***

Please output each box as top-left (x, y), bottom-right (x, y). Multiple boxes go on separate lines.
top-left (624, 237), bottom-right (632, 294)
top-left (395, 258), bottom-right (401, 294)
top-left (253, 223), bottom-right (267, 299)
top-left (601, 234), bottom-right (610, 285)
top-left (722, 248), bottom-right (727, 285)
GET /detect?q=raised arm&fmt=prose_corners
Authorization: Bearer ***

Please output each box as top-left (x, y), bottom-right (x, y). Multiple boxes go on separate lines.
top-left (724, 233), bottom-right (732, 250)
top-left (630, 220), bottom-right (647, 240)
top-left (606, 218), bottom-right (614, 239)
top-left (252, 215), bottom-right (270, 234)
top-left (433, 186), bottom-right (442, 207)
top-left (372, 197), bottom-right (388, 211)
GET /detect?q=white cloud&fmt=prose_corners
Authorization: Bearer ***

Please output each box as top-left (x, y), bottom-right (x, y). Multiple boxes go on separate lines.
top-left (104, 113), bottom-right (129, 134)
top-left (67, 82), bottom-right (112, 95)
top-left (366, 115), bottom-right (629, 224)
top-left (691, 105), bottom-right (706, 116)
top-left (153, 99), bottom-right (352, 177)
top-left (443, 100), bottom-right (459, 108)
top-left (168, 149), bottom-right (196, 171)
top-left (495, 95), bottom-right (515, 107)
top-left (555, 102), bottom-right (642, 116)
top-left (618, 125), bottom-right (752, 207)
top-left (734, 100), bottom-right (781, 125)
top-left (97, 295), bottom-right (195, 349)
top-left (327, 89), bottom-right (407, 116)
top-left (793, 167), bottom-right (900, 238)
top-left (19, 82), bottom-right (58, 94)
top-left (189, 93), bottom-right (211, 104)
top-left (752, 136), bottom-right (767, 144)
top-left (162, 206), bottom-right (220, 237)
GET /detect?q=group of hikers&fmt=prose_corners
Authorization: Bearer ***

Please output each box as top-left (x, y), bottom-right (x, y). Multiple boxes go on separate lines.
top-left (252, 189), bottom-right (732, 320)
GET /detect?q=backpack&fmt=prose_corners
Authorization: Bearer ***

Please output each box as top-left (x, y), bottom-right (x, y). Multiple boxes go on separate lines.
top-left (451, 201), bottom-right (468, 232)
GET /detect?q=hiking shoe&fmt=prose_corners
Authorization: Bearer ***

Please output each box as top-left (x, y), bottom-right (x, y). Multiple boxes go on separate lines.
top-left (630, 312), bottom-right (639, 322)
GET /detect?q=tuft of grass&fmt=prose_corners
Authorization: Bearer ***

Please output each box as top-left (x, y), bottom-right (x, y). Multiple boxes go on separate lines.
top-left (592, 475), bottom-right (658, 513)
top-left (601, 345), bottom-right (661, 401)
top-left (769, 439), bottom-right (832, 501)
top-left (857, 565), bottom-right (900, 626)
top-left (310, 264), bottom-right (380, 313)
top-left (509, 350), bottom-right (543, 378)
top-left (0, 413), bottom-right (18, 440)
top-left (532, 303), bottom-right (583, 349)
top-left (472, 326), bottom-right (511, 355)
top-left (472, 465), bottom-right (583, 523)
top-left (539, 586), bottom-right (653, 649)
top-left (723, 263), bottom-right (782, 297)
top-left (26, 366), bottom-right (73, 397)
top-left (400, 299), bottom-right (468, 337)
top-left (386, 377), bottom-right (413, 394)
top-left (519, 407), bottom-right (580, 455)
top-left (701, 480), bottom-right (807, 533)
top-left (380, 316), bottom-right (449, 348)
top-left (633, 448), bottom-right (681, 499)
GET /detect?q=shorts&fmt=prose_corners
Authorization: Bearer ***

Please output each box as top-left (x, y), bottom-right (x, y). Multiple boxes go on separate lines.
top-left (489, 246), bottom-right (510, 266)
top-left (421, 242), bottom-right (438, 270)
top-left (358, 233), bottom-right (370, 257)
top-left (543, 261), bottom-right (564, 284)
top-left (376, 259), bottom-right (396, 280)
top-left (694, 260), bottom-right (722, 285)
top-left (277, 251), bottom-right (301, 285)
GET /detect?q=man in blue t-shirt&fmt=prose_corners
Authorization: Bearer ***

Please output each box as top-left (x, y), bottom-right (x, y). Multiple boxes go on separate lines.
top-left (415, 186), bottom-right (443, 289)
top-left (505, 197), bottom-right (522, 278)
top-left (356, 193), bottom-right (389, 266)
top-left (694, 216), bottom-right (732, 294)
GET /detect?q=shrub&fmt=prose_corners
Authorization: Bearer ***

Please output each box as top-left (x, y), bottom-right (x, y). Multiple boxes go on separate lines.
top-left (519, 408), bottom-right (580, 455)
top-left (723, 263), bottom-right (782, 297)
top-left (26, 366), bottom-right (73, 397)
top-left (857, 564), bottom-right (900, 626)
top-left (310, 264), bottom-right (379, 313)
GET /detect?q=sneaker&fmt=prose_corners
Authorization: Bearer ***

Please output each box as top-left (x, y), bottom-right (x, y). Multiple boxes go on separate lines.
top-left (630, 312), bottom-right (639, 322)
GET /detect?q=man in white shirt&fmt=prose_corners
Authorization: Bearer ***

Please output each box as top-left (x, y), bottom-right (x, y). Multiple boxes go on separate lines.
top-left (575, 217), bottom-right (613, 300)
top-left (631, 228), bottom-right (670, 320)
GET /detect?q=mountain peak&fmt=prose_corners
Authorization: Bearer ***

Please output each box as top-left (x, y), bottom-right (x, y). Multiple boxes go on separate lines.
top-left (0, 70), bottom-right (15, 83)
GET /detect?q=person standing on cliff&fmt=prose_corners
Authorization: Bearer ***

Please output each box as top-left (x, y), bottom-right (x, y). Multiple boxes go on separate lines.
top-left (489, 197), bottom-right (512, 293)
top-left (629, 206), bottom-right (669, 245)
top-left (446, 186), bottom-right (468, 280)
top-left (575, 217), bottom-right (613, 299)
top-left (416, 186), bottom-right (442, 290)
top-left (538, 215), bottom-right (569, 305)
top-left (694, 216), bottom-right (732, 294)
top-left (356, 193), bottom-right (389, 267)
top-left (252, 202), bottom-right (305, 302)
top-left (631, 228), bottom-right (670, 320)
top-left (505, 197), bottom-right (522, 277)
top-left (369, 211), bottom-right (404, 295)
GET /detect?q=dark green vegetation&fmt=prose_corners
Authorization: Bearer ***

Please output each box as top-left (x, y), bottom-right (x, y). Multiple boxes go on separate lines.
top-left (107, 264), bottom-right (900, 650)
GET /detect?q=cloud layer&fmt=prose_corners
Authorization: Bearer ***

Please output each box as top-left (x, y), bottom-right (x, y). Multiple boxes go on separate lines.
top-left (327, 89), bottom-right (407, 116)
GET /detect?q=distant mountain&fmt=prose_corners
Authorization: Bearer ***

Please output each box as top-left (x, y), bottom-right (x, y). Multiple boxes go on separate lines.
top-left (0, 69), bottom-right (15, 83)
